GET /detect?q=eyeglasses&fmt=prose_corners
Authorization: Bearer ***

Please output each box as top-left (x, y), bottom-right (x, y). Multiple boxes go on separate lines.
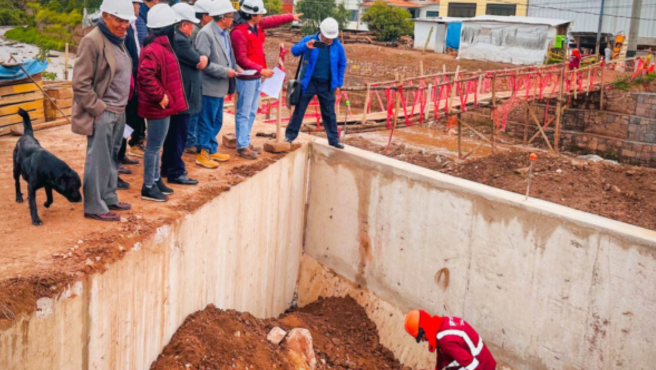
top-left (223, 15), bottom-right (234, 18)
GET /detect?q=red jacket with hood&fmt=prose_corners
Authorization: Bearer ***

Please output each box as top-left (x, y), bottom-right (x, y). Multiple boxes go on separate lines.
top-left (230, 14), bottom-right (294, 80)
top-left (418, 311), bottom-right (496, 370)
top-left (137, 35), bottom-right (188, 119)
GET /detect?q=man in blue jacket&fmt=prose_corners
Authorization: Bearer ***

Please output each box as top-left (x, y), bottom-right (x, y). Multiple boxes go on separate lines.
top-left (136, 0), bottom-right (162, 45)
top-left (285, 17), bottom-right (346, 149)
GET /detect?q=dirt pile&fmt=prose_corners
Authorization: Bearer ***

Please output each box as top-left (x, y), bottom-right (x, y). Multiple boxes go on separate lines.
top-left (348, 136), bottom-right (656, 230)
top-left (150, 296), bottom-right (406, 370)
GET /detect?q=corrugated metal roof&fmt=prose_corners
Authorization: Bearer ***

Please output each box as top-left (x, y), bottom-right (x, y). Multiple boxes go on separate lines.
top-left (413, 16), bottom-right (465, 23)
top-left (461, 15), bottom-right (572, 26)
top-left (527, 0), bottom-right (656, 39)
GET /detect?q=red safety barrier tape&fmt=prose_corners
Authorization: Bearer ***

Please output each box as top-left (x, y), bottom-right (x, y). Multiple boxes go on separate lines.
top-left (385, 88), bottom-right (394, 130)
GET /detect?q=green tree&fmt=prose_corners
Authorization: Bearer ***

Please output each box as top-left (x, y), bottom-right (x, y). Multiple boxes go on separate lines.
top-left (295, 0), bottom-right (349, 35)
top-left (0, 0), bottom-right (27, 26)
top-left (263, 0), bottom-right (282, 15)
top-left (362, 1), bottom-right (413, 41)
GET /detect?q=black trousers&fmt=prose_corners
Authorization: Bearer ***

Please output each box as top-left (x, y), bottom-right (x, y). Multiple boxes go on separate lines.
top-left (118, 94), bottom-right (146, 159)
top-left (285, 78), bottom-right (339, 145)
top-left (161, 113), bottom-right (190, 180)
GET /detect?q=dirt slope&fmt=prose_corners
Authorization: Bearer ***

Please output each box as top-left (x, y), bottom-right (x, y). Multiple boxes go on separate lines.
top-left (150, 296), bottom-right (406, 370)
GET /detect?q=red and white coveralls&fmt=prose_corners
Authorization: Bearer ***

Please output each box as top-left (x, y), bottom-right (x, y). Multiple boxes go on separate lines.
top-left (418, 311), bottom-right (497, 370)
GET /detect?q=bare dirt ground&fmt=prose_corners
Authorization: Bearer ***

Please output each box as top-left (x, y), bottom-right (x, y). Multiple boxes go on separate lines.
top-left (150, 296), bottom-right (405, 370)
top-left (0, 116), bottom-right (305, 325)
top-left (347, 133), bottom-right (656, 231)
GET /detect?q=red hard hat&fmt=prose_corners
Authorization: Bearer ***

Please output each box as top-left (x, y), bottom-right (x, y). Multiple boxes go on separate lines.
top-left (404, 310), bottom-right (421, 339)
top-left (572, 49), bottom-right (580, 56)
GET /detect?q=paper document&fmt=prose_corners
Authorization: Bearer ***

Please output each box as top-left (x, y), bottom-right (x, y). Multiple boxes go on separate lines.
top-left (238, 69), bottom-right (257, 76)
top-left (258, 67), bottom-right (286, 98)
top-left (123, 125), bottom-right (134, 140)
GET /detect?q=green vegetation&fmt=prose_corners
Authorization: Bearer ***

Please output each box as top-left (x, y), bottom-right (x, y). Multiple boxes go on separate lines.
top-left (263, 0), bottom-right (283, 15)
top-left (5, 2), bottom-right (83, 52)
top-left (295, 0), bottom-right (350, 35)
top-left (0, 0), bottom-right (27, 26)
top-left (611, 72), bottom-right (656, 91)
top-left (362, 1), bottom-right (413, 42)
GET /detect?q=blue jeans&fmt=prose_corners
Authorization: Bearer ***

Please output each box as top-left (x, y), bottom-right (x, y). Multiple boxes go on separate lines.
top-left (162, 114), bottom-right (189, 180)
top-left (285, 78), bottom-right (339, 145)
top-left (235, 79), bottom-right (261, 149)
top-left (197, 96), bottom-right (224, 154)
top-left (185, 112), bottom-right (200, 150)
top-left (144, 117), bottom-right (170, 187)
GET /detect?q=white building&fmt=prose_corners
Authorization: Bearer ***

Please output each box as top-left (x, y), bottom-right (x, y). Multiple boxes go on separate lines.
top-left (413, 17), bottom-right (465, 53)
top-left (458, 15), bottom-right (572, 65)
top-left (527, 0), bottom-right (656, 48)
top-left (336, 0), bottom-right (440, 31)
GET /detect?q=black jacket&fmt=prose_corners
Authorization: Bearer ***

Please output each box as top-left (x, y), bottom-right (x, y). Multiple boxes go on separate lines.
top-left (174, 29), bottom-right (203, 115)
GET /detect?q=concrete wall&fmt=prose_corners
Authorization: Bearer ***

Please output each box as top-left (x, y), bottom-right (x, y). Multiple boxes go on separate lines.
top-left (301, 142), bottom-right (656, 370)
top-left (0, 146), bottom-right (309, 370)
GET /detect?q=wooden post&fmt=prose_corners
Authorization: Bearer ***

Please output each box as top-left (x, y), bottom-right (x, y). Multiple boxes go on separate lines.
top-left (361, 83), bottom-right (371, 124)
top-left (457, 113), bottom-right (462, 159)
top-left (448, 66), bottom-right (460, 113)
top-left (523, 103), bottom-right (529, 145)
top-left (420, 60), bottom-right (424, 76)
top-left (490, 74), bottom-right (496, 153)
top-left (64, 43), bottom-right (69, 81)
top-left (425, 83), bottom-right (432, 122)
top-left (554, 68), bottom-right (565, 152)
top-left (600, 67), bottom-right (605, 109)
top-left (394, 72), bottom-right (402, 128)
top-left (423, 27), bottom-right (434, 54)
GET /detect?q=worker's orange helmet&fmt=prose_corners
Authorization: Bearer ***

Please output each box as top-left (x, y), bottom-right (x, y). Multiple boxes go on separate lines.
top-left (404, 310), bottom-right (421, 339)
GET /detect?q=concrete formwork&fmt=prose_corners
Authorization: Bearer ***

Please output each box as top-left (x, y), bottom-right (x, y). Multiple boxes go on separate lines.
top-left (302, 142), bottom-right (656, 370)
top-left (0, 145), bottom-right (309, 370)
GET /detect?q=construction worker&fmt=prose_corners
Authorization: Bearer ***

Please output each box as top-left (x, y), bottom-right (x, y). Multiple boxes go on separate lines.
top-left (160, 2), bottom-right (204, 186)
top-left (284, 17), bottom-right (346, 149)
top-left (183, 0), bottom-right (213, 155)
top-left (230, 0), bottom-right (302, 159)
top-left (404, 310), bottom-right (497, 370)
top-left (191, 0), bottom-right (213, 42)
top-left (194, 0), bottom-right (239, 168)
top-left (72, 0), bottom-right (135, 221)
top-left (569, 49), bottom-right (581, 70)
top-left (137, 4), bottom-right (188, 201)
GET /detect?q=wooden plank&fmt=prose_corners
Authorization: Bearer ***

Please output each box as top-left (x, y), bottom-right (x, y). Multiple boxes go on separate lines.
top-left (0, 81), bottom-right (43, 98)
top-left (47, 107), bottom-right (72, 120)
top-left (0, 100), bottom-right (43, 116)
top-left (0, 117), bottom-right (46, 136)
top-left (0, 91), bottom-right (44, 106)
top-left (0, 108), bottom-right (44, 126)
top-left (46, 98), bottom-right (73, 108)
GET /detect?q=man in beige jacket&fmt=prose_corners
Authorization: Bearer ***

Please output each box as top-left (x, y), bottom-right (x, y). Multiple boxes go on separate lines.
top-left (72, 0), bottom-right (136, 222)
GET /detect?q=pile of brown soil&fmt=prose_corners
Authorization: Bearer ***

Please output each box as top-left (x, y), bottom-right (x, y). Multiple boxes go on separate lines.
top-left (150, 297), bottom-right (406, 370)
top-left (347, 136), bottom-right (656, 230)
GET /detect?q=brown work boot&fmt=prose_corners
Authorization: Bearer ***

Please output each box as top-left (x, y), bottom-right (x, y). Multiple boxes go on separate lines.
top-left (237, 147), bottom-right (259, 160)
top-left (209, 151), bottom-right (230, 162)
top-left (196, 150), bottom-right (219, 169)
top-left (250, 144), bottom-right (263, 154)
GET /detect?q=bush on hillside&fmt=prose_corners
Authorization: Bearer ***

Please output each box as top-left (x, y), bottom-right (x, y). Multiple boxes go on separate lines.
top-left (263, 0), bottom-right (283, 15)
top-left (5, 26), bottom-right (69, 50)
top-left (295, 0), bottom-right (349, 35)
top-left (362, 1), bottom-right (413, 42)
top-left (0, 0), bottom-right (27, 26)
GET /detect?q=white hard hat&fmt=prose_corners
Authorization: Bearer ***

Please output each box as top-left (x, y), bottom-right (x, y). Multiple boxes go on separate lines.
top-left (193, 0), bottom-right (213, 14)
top-left (100, 0), bottom-right (137, 21)
top-left (147, 4), bottom-right (181, 28)
top-left (320, 18), bottom-right (339, 39)
top-left (131, 0), bottom-right (143, 3)
top-left (173, 3), bottom-right (200, 24)
top-left (209, 0), bottom-right (237, 16)
top-left (240, 0), bottom-right (267, 15)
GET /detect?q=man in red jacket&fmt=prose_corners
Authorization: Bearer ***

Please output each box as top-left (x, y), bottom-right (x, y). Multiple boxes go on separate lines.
top-left (404, 310), bottom-right (497, 370)
top-left (230, 0), bottom-right (302, 159)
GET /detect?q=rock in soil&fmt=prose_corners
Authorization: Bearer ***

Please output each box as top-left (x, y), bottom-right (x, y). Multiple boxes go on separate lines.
top-left (268, 327), bottom-right (288, 345)
top-left (150, 297), bottom-right (405, 370)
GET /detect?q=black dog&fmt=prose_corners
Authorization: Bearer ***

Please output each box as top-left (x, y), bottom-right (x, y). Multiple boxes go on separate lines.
top-left (13, 108), bottom-right (82, 225)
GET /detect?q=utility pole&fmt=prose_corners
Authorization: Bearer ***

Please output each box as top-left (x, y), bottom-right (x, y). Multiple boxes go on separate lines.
top-left (627, 0), bottom-right (643, 57)
top-left (595, 0), bottom-right (606, 55)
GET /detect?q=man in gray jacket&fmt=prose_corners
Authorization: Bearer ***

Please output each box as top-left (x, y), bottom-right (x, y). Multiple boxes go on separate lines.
top-left (193, 0), bottom-right (240, 169)
top-left (71, 0), bottom-right (134, 222)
